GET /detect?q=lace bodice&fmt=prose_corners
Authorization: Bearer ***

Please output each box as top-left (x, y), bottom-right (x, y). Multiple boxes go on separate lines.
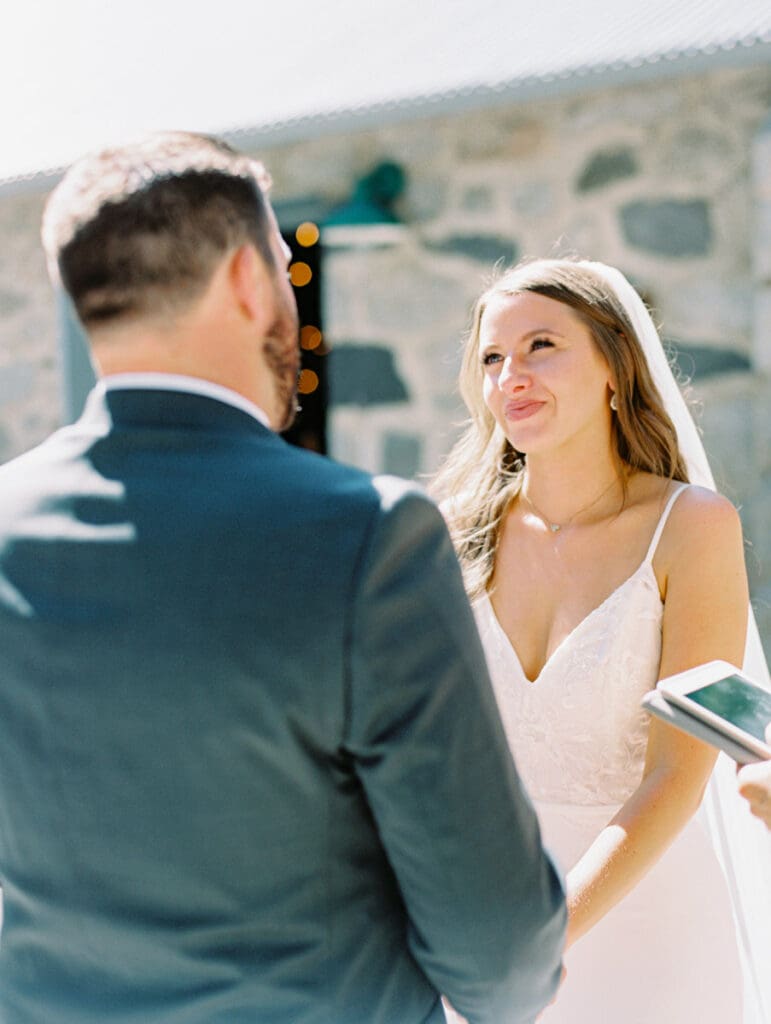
top-left (474, 485), bottom-right (688, 807)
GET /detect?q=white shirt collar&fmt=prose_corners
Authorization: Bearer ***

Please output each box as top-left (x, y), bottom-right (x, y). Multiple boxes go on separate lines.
top-left (98, 373), bottom-right (273, 430)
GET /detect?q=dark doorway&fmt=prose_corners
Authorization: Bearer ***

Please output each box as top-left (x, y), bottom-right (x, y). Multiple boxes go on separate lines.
top-left (280, 223), bottom-right (328, 454)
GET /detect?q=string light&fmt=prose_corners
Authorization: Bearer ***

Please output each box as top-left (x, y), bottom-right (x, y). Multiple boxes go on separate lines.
top-left (298, 369), bottom-right (319, 395)
top-left (289, 261), bottom-right (312, 287)
top-left (300, 326), bottom-right (323, 351)
top-left (295, 222), bottom-right (320, 247)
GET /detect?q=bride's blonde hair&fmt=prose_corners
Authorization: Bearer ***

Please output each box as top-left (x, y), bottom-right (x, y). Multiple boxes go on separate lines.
top-left (431, 258), bottom-right (689, 599)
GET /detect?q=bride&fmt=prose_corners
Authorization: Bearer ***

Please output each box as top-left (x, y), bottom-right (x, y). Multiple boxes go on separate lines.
top-left (433, 259), bottom-right (770, 1023)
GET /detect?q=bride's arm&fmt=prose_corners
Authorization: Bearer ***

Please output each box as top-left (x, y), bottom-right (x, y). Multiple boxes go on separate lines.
top-left (564, 487), bottom-right (749, 949)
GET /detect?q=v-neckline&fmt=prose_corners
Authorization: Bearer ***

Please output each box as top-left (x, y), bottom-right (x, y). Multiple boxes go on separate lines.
top-left (483, 560), bottom-right (658, 684)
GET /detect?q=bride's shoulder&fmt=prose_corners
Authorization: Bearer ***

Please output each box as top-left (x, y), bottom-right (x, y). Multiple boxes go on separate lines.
top-left (667, 481), bottom-right (739, 526)
top-left (648, 478), bottom-right (743, 561)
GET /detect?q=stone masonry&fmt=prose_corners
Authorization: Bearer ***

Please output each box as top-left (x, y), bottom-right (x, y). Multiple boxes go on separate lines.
top-left (0, 63), bottom-right (769, 652)
top-left (0, 188), bottom-right (59, 457)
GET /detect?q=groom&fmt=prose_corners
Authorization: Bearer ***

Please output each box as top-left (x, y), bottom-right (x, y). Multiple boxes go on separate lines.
top-left (0, 132), bottom-right (565, 1023)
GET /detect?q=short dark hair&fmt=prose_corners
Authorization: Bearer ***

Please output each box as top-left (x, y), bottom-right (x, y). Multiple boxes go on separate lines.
top-left (42, 132), bottom-right (276, 329)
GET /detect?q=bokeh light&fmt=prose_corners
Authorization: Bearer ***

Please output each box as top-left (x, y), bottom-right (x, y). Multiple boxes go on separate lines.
top-left (295, 222), bottom-right (320, 247)
top-left (289, 261), bottom-right (313, 287)
top-left (298, 369), bottom-right (319, 395)
top-left (300, 325), bottom-right (323, 351)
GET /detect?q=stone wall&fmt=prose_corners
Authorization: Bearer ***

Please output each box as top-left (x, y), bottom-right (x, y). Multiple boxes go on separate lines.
top-left (266, 64), bottom-right (771, 650)
top-left (0, 62), bottom-right (769, 650)
top-left (285, 65), bottom-right (770, 474)
top-left (0, 188), bottom-right (60, 460)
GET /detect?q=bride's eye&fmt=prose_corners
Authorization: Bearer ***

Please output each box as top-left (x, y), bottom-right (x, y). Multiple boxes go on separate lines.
top-left (530, 337), bottom-right (554, 352)
top-left (481, 352), bottom-right (502, 366)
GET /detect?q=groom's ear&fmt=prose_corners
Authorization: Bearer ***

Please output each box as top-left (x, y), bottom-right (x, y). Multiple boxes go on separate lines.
top-left (228, 243), bottom-right (272, 326)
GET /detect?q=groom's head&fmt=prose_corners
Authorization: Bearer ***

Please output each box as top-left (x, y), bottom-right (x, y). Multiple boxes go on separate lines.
top-left (41, 131), bottom-right (300, 430)
top-left (43, 132), bottom-right (278, 328)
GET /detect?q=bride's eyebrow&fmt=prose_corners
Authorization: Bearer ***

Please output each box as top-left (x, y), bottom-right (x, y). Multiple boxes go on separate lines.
top-left (521, 327), bottom-right (565, 340)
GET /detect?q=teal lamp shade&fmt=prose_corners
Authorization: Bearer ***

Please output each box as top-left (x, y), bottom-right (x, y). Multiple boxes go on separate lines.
top-left (323, 161), bottom-right (408, 246)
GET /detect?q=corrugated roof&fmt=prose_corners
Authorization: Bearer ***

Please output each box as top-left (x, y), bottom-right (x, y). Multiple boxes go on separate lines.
top-left (2, 0), bottom-right (770, 191)
top-left (228, 0), bottom-right (771, 145)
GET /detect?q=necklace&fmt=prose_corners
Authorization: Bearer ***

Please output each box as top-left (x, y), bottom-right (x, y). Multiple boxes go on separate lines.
top-left (521, 476), bottom-right (620, 533)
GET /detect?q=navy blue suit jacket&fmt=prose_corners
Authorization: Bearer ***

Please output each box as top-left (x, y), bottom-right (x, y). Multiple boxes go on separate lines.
top-left (0, 386), bottom-right (564, 1023)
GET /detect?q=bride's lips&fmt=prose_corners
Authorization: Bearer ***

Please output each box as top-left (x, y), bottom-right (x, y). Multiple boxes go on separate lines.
top-left (504, 399), bottom-right (545, 421)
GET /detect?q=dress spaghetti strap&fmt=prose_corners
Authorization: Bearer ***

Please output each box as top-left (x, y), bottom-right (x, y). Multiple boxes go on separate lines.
top-left (644, 483), bottom-right (689, 563)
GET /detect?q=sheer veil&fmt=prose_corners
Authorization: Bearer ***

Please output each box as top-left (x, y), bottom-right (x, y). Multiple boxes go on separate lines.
top-left (588, 262), bottom-right (771, 1024)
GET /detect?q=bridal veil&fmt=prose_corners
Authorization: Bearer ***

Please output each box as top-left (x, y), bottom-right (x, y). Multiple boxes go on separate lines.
top-left (588, 262), bottom-right (771, 1024)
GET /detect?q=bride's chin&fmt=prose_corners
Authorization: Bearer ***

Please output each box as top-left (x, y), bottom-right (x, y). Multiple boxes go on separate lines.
top-left (495, 418), bottom-right (549, 456)
top-left (502, 431), bottom-right (542, 456)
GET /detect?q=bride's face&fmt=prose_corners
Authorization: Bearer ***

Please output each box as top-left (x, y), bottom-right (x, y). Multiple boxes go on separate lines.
top-left (479, 290), bottom-right (613, 456)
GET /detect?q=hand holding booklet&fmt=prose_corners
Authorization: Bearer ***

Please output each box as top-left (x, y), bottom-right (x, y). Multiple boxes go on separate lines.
top-left (643, 660), bottom-right (771, 764)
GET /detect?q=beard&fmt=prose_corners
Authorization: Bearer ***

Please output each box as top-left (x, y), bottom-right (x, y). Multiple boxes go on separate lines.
top-left (263, 290), bottom-right (301, 433)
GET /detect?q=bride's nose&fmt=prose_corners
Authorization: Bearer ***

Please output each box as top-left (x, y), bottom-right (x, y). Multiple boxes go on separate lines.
top-left (499, 355), bottom-right (531, 393)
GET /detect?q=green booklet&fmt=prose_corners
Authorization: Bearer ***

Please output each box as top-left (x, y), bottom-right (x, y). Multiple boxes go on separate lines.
top-left (642, 660), bottom-right (771, 765)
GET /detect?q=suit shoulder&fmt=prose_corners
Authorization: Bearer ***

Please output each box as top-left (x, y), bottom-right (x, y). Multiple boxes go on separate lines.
top-left (280, 446), bottom-right (436, 516)
top-left (371, 474), bottom-right (433, 511)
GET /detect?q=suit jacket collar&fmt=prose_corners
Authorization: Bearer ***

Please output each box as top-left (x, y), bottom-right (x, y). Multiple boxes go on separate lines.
top-left (101, 374), bottom-right (272, 429)
top-left (78, 384), bottom-right (277, 440)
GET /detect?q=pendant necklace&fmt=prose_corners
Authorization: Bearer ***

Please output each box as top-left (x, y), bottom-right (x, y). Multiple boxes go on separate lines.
top-left (521, 476), bottom-right (620, 533)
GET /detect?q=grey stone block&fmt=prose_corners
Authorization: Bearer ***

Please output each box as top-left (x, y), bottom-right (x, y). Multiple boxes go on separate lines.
top-left (620, 199), bottom-right (713, 257)
top-left (666, 341), bottom-right (751, 382)
top-left (425, 234), bottom-right (518, 266)
top-left (576, 147), bottom-right (638, 192)
top-left (329, 344), bottom-right (409, 407)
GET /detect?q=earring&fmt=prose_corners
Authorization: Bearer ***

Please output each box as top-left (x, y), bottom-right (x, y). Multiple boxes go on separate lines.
top-left (610, 392), bottom-right (618, 411)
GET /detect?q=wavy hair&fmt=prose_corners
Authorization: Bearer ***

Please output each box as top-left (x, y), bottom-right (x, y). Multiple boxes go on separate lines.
top-left (431, 258), bottom-right (689, 599)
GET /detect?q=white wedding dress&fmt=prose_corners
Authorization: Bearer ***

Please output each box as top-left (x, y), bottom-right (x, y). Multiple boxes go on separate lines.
top-left (472, 483), bottom-right (744, 1023)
